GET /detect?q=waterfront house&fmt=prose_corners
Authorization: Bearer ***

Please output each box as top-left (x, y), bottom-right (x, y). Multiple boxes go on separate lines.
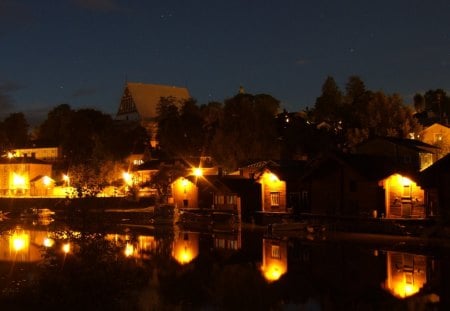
top-left (301, 153), bottom-right (425, 219)
top-left (237, 160), bottom-right (307, 221)
top-left (30, 175), bottom-right (55, 196)
top-left (354, 136), bottom-right (439, 171)
top-left (0, 156), bottom-right (52, 197)
top-left (420, 154), bottom-right (450, 221)
top-left (170, 173), bottom-right (259, 222)
top-left (418, 122), bottom-right (450, 160)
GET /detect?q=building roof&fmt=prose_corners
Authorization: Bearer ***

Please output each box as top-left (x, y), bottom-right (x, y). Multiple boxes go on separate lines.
top-left (117, 82), bottom-right (190, 120)
top-left (420, 154), bottom-right (450, 187)
top-left (355, 136), bottom-right (439, 154)
top-left (302, 152), bottom-right (418, 182)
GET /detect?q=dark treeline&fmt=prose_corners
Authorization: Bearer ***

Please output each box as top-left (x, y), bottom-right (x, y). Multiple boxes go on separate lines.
top-left (0, 76), bottom-right (448, 173)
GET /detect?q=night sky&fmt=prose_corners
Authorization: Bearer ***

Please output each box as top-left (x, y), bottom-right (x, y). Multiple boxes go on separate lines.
top-left (1, 0), bottom-right (450, 125)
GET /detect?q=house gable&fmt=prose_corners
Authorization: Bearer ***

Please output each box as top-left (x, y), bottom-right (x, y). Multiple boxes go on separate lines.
top-left (419, 123), bottom-right (450, 158)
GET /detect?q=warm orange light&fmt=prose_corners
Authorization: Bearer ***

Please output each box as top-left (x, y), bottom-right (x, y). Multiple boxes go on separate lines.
top-left (11, 232), bottom-right (29, 252)
top-left (12, 173), bottom-right (26, 188)
top-left (193, 168), bottom-right (203, 177)
top-left (392, 280), bottom-right (420, 298)
top-left (268, 173), bottom-right (279, 183)
top-left (181, 178), bottom-right (189, 188)
top-left (43, 175), bottom-right (52, 186)
top-left (261, 263), bottom-right (286, 282)
top-left (172, 233), bottom-right (199, 265)
top-left (123, 172), bottom-right (133, 185)
top-left (43, 237), bottom-right (55, 247)
top-left (401, 176), bottom-right (411, 186)
top-left (124, 243), bottom-right (134, 257)
top-left (62, 174), bottom-right (70, 185)
top-left (62, 242), bottom-right (71, 254)
top-left (174, 246), bottom-right (194, 265)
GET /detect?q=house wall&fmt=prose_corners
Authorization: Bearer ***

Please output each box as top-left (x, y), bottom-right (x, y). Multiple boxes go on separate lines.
top-left (382, 174), bottom-right (425, 218)
top-left (171, 177), bottom-right (198, 209)
top-left (258, 172), bottom-right (287, 212)
top-left (0, 163), bottom-right (52, 196)
top-left (12, 147), bottom-right (60, 162)
top-left (419, 123), bottom-right (450, 160)
top-left (310, 168), bottom-right (381, 217)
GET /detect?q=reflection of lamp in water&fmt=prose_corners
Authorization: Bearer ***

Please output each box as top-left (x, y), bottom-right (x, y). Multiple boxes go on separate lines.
top-left (260, 239), bottom-right (287, 282)
top-left (62, 242), bottom-right (71, 254)
top-left (384, 251), bottom-right (427, 299)
top-left (124, 243), bottom-right (134, 257)
top-left (43, 237), bottom-right (55, 247)
top-left (11, 232), bottom-right (29, 252)
top-left (172, 232), bottom-right (199, 265)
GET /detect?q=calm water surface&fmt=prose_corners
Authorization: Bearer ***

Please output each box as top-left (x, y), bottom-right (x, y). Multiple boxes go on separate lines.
top-left (0, 214), bottom-right (447, 310)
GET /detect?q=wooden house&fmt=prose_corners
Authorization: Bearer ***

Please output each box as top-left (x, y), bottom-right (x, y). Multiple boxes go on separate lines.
top-left (418, 123), bottom-right (450, 160)
top-left (354, 136), bottom-right (439, 171)
top-left (0, 156), bottom-right (52, 196)
top-left (302, 153), bottom-right (426, 219)
top-left (420, 154), bottom-right (450, 221)
top-left (237, 160), bottom-right (307, 218)
top-left (170, 174), bottom-right (259, 223)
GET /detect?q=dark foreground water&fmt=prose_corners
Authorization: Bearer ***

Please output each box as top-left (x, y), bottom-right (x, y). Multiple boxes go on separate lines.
top-left (0, 215), bottom-right (447, 310)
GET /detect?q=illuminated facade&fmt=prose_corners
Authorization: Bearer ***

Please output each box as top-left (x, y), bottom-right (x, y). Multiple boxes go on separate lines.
top-left (171, 177), bottom-right (198, 209)
top-left (418, 123), bottom-right (450, 160)
top-left (258, 170), bottom-right (287, 212)
top-left (11, 146), bottom-right (61, 162)
top-left (380, 174), bottom-right (425, 218)
top-left (0, 157), bottom-right (52, 196)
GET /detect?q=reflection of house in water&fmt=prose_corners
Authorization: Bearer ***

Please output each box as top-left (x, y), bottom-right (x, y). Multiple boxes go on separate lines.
top-left (0, 229), bottom-right (53, 262)
top-left (384, 251), bottom-right (432, 299)
top-left (106, 233), bottom-right (157, 260)
top-left (213, 230), bottom-right (242, 251)
top-left (172, 231), bottom-right (199, 265)
top-left (260, 238), bottom-right (288, 282)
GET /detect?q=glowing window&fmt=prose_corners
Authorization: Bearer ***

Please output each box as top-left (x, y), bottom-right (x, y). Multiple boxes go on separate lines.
top-left (270, 192), bottom-right (280, 206)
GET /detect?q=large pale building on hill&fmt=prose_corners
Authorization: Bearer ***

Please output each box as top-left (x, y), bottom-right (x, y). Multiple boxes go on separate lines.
top-left (116, 82), bottom-right (191, 147)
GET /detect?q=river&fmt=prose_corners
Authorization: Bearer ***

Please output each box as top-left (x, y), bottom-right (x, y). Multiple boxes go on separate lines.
top-left (0, 212), bottom-right (446, 310)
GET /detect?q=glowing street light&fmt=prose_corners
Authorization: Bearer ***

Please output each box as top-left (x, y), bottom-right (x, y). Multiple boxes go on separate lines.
top-left (123, 172), bottom-right (133, 186)
top-left (193, 167), bottom-right (203, 177)
top-left (62, 174), bottom-right (70, 186)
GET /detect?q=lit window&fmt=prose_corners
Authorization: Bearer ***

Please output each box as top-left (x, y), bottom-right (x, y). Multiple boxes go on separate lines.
top-left (271, 245), bottom-right (280, 259)
top-left (434, 133), bottom-right (443, 143)
top-left (270, 192), bottom-right (280, 206)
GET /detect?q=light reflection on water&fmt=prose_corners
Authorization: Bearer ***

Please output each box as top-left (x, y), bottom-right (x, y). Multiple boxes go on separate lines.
top-left (0, 219), bottom-right (446, 310)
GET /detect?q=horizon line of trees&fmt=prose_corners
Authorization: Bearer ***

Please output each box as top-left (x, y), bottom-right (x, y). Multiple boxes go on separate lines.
top-left (0, 75), bottom-right (448, 173)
